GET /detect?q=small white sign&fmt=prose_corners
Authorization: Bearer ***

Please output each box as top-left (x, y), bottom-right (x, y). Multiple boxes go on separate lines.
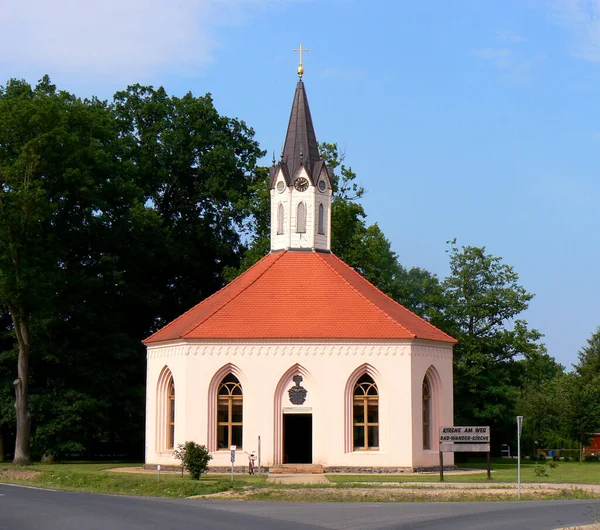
top-left (230, 445), bottom-right (236, 451)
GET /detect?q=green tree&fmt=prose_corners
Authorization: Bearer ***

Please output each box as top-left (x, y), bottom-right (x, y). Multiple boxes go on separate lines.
top-left (0, 76), bottom-right (127, 463)
top-left (557, 373), bottom-right (600, 461)
top-left (575, 326), bottom-right (600, 382)
top-left (174, 441), bottom-right (212, 480)
top-left (113, 85), bottom-right (264, 329)
top-left (434, 244), bottom-right (544, 446)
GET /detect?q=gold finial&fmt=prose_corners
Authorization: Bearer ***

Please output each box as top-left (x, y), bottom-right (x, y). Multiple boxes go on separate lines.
top-left (293, 42), bottom-right (309, 78)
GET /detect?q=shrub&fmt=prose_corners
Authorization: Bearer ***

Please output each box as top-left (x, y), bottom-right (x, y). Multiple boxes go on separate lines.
top-left (174, 441), bottom-right (212, 480)
top-left (584, 454), bottom-right (599, 462)
top-left (548, 460), bottom-right (559, 469)
top-left (534, 464), bottom-right (549, 477)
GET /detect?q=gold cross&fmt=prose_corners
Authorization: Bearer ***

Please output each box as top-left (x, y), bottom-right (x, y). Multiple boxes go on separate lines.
top-left (293, 42), bottom-right (309, 78)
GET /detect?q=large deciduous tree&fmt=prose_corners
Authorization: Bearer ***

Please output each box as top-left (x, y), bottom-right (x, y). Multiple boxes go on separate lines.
top-left (0, 76), bottom-right (123, 464)
top-left (433, 244), bottom-right (544, 446)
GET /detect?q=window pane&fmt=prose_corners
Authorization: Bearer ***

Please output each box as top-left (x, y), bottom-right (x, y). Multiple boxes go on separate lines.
top-left (353, 426), bottom-right (365, 449)
top-left (169, 401), bottom-right (175, 423)
top-left (217, 401), bottom-right (228, 423)
top-left (353, 403), bottom-right (364, 424)
top-left (423, 425), bottom-right (431, 450)
top-left (232, 425), bottom-right (243, 448)
top-left (217, 425), bottom-right (229, 449)
top-left (367, 402), bottom-right (378, 423)
top-left (168, 425), bottom-right (175, 449)
top-left (368, 426), bottom-right (379, 448)
top-left (231, 402), bottom-right (243, 423)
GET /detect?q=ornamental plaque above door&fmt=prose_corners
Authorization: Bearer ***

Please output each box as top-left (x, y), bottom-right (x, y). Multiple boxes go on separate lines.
top-left (288, 375), bottom-right (307, 405)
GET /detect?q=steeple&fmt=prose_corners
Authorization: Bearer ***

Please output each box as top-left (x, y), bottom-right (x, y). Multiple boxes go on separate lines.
top-left (280, 80), bottom-right (321, 180)
top-left (269, 47), bottom-right (333, 253)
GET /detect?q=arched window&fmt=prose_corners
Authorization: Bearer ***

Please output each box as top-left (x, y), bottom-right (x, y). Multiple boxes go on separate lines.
top-left (217, 374), bottom-right (243, 449)
top-left (318, 203), bottom-right (325, 235)
top-left (353, 375), bottom-right (379, 450)
top-left (296, 202), bottom-right (306, 233)
top-left (277, 203), bottom-right (284, 235)
top-left (167, 377), bottom-right (175, 449)
top-left (423, 377), bottom-right (431, 450)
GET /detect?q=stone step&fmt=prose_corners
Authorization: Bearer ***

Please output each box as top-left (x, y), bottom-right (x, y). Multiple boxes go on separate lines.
top-left (269, 464), bottom-right (324, 474)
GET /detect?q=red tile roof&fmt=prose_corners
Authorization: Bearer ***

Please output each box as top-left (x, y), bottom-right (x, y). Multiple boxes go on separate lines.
top-left (143, 250), bottom-right (456, 344)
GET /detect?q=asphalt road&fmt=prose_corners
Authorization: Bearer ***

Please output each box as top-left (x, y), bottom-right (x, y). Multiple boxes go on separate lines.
top-left (1, 483), bottom-right (600, 530)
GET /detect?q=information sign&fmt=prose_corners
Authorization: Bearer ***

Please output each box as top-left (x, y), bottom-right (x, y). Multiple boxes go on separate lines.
top-left (439, 426), bottom-right (490, 443)
top-left (439, 426), bottom-right (492, 481)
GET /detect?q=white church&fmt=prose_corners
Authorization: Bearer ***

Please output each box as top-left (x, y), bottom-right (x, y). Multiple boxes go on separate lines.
top-left (143, 62), bottom-right (456, 472)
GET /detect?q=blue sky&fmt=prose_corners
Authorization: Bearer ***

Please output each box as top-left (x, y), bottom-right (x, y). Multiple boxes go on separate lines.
top-left (1, 0), bottom-right (598, 368)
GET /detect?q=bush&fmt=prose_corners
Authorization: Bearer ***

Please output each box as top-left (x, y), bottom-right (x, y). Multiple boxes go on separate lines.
top-left (174, 441), bottom-right (212, 480)
top-left (584, 454), bottom-right (599, 462)
top-left (548, 460), bottom-right (559, 469)
top-left (534, 464), bottom-right (549, 477)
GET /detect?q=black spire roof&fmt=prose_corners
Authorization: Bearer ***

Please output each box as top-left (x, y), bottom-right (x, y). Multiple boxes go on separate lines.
top-left (270, 80), bottom-right (329, 188)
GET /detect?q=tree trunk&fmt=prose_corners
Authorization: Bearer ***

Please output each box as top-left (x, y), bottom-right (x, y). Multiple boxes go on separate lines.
top-left (580, 441), bottom-right (583, 464)
top-left (10, 308), bottom-right (31, 466)
top-left (0, 434), bottom-right (4, 461)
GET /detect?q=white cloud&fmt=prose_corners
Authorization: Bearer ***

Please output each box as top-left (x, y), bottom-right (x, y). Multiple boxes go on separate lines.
top-left (0, 0), bottom-right (264, 82)
top-left (471, 48), bottom-right (513, 69)
top-left (553, 0), bottom-right (600, 62)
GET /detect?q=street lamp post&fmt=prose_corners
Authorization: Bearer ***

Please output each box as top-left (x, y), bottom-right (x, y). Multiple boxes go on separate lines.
top-left (517, 416), bottom-right (523, 500)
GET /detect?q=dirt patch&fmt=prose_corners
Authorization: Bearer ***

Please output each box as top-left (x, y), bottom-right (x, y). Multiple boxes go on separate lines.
top-left (0, 469), bottom-right (41, 481)
top-left (195, 485), bottom-right (600, 502)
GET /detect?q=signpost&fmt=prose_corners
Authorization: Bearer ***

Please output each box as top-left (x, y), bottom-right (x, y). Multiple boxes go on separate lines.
top-left (517, 416), bottom-right (523, 500)
top-left (230, 445), bottom-right (236, 483)
top-left (439, 426), bottom-right (491, 481)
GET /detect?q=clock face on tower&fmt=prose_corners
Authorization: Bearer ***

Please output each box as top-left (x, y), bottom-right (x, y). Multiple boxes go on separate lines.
top-left (294, 177), bottom-right (309, 192)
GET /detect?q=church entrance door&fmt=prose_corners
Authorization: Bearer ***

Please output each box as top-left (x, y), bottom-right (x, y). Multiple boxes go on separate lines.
top-left (283, 413), bottom-right (312, 464)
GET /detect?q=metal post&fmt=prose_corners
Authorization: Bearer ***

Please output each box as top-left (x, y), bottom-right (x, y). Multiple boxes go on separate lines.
top-left (157, 464), bottom-right (161, 482)
top-left (439, 451), bottom-right (444, 482)
top-left (487, 451), bottom-right (491, 479)
top-left (258, 436), bottom-right (262, 476)
top-left (517, 416), bottom-right (523, 500)
top-left (230, 445), bottom-right (236, 484)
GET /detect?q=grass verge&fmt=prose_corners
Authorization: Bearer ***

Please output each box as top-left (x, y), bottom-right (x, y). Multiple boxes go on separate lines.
top-left (0, 462), bottom-right (266, 498)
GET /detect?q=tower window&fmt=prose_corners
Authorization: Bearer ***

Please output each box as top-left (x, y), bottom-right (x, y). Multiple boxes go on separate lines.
top-left (277, 203), bottom-right (284, 235)
top-left (318, 203), bottom-right (325, 235)
top-left (296, 202), bottom-right (306, 233)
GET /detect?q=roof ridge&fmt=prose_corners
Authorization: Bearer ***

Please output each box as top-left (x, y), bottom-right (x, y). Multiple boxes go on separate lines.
top-left (143, 252), bottom-right (283, 344)
top-left (186, 251), bottom-right (287, 335)
top-left (326, 253), bottom-right (456, 343)
top-left (315, 253), bottom-right (416, 338)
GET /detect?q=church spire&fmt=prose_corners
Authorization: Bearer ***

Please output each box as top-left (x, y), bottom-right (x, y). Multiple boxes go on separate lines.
top-left (281, 80), bottom-right (321, 179)
top-left (269, 47), bottom-right (333, 253)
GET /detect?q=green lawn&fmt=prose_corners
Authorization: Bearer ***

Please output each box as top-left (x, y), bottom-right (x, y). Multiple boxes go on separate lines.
top-left (1, 459), bottom-right (598, 500)
top-left (328, 460), bottom-right (600, 485)
top-left (0, 462), bottom-right (267, 497)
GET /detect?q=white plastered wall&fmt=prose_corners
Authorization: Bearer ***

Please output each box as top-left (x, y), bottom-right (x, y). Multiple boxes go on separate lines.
top-left (410, 341), bottom-right (455, 467)
top-left (145, 339), bottom-right (454, 469)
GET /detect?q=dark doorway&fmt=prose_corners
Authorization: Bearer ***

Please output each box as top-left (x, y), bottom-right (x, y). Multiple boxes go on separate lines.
top-left (283, 414), bottom-right (312, 464)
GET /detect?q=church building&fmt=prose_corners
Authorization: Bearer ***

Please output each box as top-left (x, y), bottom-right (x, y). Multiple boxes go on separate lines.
top-left (144, 59), bottom-right (456, 472)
